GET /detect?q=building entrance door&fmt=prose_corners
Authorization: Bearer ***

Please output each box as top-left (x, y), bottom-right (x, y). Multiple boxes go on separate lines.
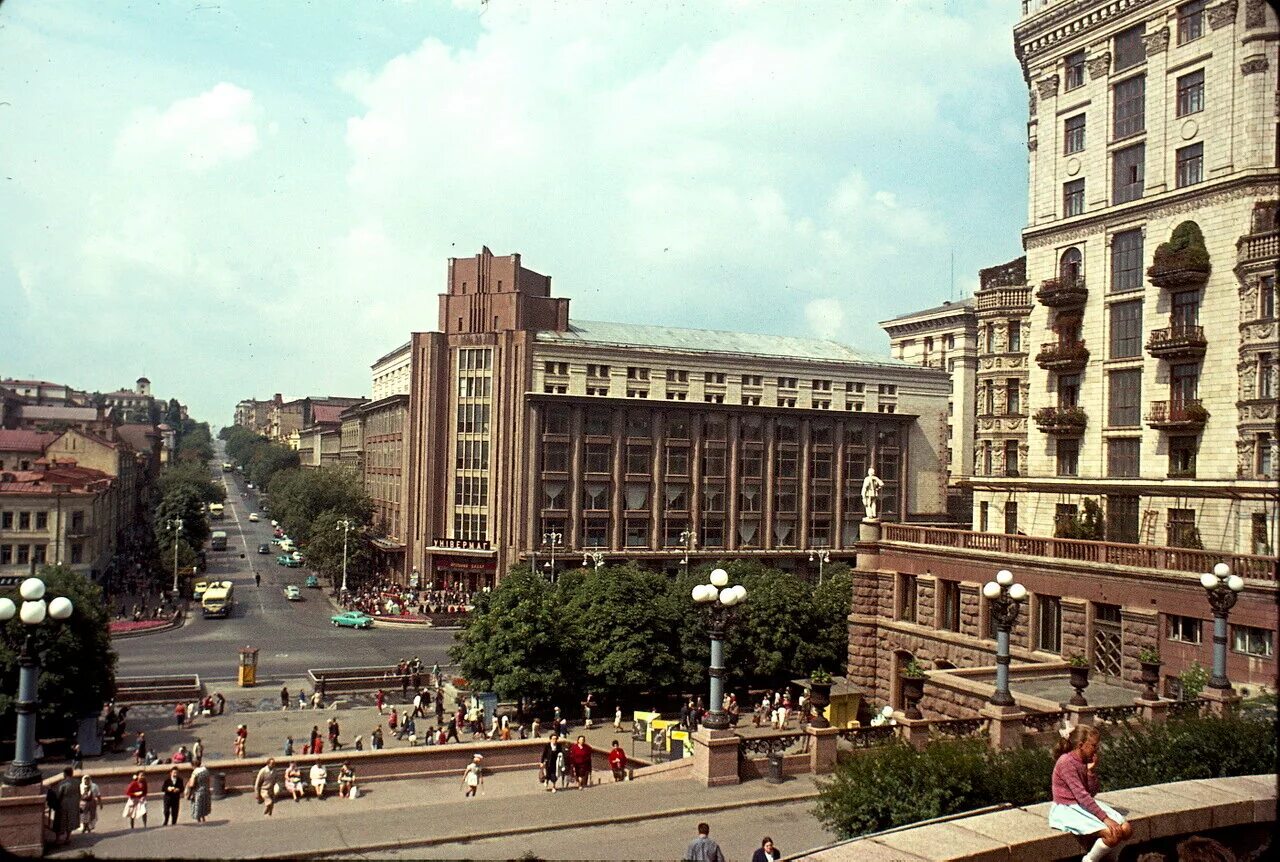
top-left (1092, 603), bottom-right (1123, 679)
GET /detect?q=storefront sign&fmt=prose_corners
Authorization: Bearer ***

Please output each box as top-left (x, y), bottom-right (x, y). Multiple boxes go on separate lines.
top-left (433, 555), bottom-right (496, 573)
top-left (432, 538), bottom-right (492, 551)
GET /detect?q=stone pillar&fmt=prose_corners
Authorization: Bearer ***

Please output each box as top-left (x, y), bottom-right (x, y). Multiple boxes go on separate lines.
top-left (807, 725), bottom-right (840, 774)
top-left (690, 728), bottom-right (741, 787)
top-left (1120, 608), bottom-right (1159, 690)
top-left (857, 518), bottom-right (881, 571)
top-left (1136, 697), bottom-right (1172, 724)
top-left (1060, 598), bottom-right (1088, 659)
top-left (0, 782), bottom-right (45, 857)
top-left (896, 716), bottom-right (931, 751)
top-left (1064, 704), bottom-right (1096, 727)
top-left (981, 703), bottom-right (1027, 751)
top-left (1200, 687), bottom-right (1242, 717)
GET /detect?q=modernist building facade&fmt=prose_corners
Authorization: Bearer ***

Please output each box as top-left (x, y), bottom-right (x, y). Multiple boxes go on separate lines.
top-left (963, 0), bottom-right (1280, 553)
top-left (394, 248), bottom-right (950, 590)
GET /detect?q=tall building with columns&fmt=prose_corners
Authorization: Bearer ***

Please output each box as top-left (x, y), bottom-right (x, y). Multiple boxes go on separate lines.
top-left (399, 247), bottom-right (951, 589)
top-left (969, 0), bottom-right (1279, 553)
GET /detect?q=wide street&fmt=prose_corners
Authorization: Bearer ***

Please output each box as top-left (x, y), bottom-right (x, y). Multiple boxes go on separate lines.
top-left (113, 465), bottom-right (452, 688)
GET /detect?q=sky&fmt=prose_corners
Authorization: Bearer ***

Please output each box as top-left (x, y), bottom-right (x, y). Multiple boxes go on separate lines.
top-left (0, 0), bottom-right (1030, 427)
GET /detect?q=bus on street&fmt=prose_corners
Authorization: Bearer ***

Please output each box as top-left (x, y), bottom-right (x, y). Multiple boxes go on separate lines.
top-left (208, 502), bottom-right (225, 520)
top-left (210, 531), bottom-right (228, 551)
top-left (201, 582), bottom-right (234, 618)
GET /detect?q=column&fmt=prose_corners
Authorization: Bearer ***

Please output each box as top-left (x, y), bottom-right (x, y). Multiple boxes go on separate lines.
top-left (525, 403), bottom-right (541, 557)
top-left (568, 405), bottom-right (583, 550)
top-left (833, 418), bottom-right (846, 549)
top-left (798, 417), bottom-right (811, 552)
top-left (649, 412), bottom-right (663, 549)
top-left (690, 411), bottom-right (703, 544)
top-left (610, 409), bottom-right (624, 551)
top-left (726, 414), bottom-right (741, 551)
top-left (763, 416), bottom-right (776, 550)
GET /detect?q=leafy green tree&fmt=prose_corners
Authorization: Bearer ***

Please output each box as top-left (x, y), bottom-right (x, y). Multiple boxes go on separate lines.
top-left (449, 567), bottom-right (575, 704)
top-left (728, 564), bottom-right (817, 687)
top-left (303, 510), bottom-right (373, 586)
top-left (154, 485), bottom-right (209, 554)
top-left (804, 565), bottom-right (854, 676)
top-left (157, 462), bottom-right (225, 506)
top-left (268, 467), bottom-right (371, 546)
top-left (0, 565), bottom-right (117, 740)
top-left (249, 445), bottom-right (299, 492)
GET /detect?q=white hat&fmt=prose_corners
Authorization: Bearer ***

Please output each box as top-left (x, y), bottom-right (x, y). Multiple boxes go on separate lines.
top-left (473, 753), bottom-right (483, 760)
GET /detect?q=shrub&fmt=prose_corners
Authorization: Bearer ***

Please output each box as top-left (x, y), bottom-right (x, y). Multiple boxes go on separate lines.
top-left (1180, 662), bottom-right (1209, 699)
top-left (1148, 221), bottom-right (1211, 282)
top-left (1098, 712), bottom-right (1278, 791)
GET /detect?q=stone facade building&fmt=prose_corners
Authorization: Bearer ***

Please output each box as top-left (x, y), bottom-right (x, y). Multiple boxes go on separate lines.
top-left (965, 0), bottom-right (1280, 552)
top-left (395, 247), bottom-right (950, 590)
top-left (0, 461), bottom-right (122, 579)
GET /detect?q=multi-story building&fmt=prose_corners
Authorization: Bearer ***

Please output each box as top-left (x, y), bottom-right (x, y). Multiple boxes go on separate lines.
top-left (371, 343), bottom-right (412, 401)
top-left (0, 461), bottom-right (121, 580)
top-left (267, 395), bottom-right (367, 444)
top-left (0, 430), bottom-right (58, 472)
top-left (362, 395), bottom-right (410, 577)
top-left (881, 296), bottom-right (979, 521)
top-left (0, 379), bottom-right (88, 407)
top-left (234, 399), bottom-right (272, 435)
top-left (967, 0), bottom-right (1280, 552)
top-left (101, 378), bottom-right (154, 422)
top-left (397, 247), bottom-right (950, 590)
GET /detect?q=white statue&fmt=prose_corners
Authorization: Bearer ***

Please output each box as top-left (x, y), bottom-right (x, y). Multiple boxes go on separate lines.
top-left (861, 468), bottom-right (884, 520)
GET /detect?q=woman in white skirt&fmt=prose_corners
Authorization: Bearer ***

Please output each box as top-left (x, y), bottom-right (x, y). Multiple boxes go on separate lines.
top-left (1048, 725), bottom-right (1133, 861)
top-left (123, 771), bottom-right (148, 829)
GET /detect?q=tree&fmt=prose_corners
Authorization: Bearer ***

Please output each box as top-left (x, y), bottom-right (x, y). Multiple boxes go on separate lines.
top-left (249, 445), bottom-right (299, 492)
top-left (303, 511), bottom-right (373, 586)
top-left (805, 565), bottom-right (855, 676)
top-left (449, 567), bottom-right (576, 704)
top-left (0, 566), bottom-right (117, 741)
top-left (157, 462), bottom-right (225, 506)
top-left (728, 564), bottom-right (817, 687)
top-left (154, 485), bottom-right (209, 556)
top-left (268, 467), bottom-right (370, 546)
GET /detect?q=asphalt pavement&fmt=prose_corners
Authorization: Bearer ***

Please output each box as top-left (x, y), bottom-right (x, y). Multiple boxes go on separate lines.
top-left (113, 469), bottom-right (454, 687)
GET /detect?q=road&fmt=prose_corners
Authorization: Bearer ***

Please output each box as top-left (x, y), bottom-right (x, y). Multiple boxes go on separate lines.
top-left (113, 461), bottom-right (453, 687)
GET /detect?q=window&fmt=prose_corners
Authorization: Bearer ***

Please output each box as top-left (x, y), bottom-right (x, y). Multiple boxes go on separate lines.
top-left (18, 512), bottom-right (30, 530)
top-left (584, 410), bottom-right (611, 436)
top-left (1232, 625), bottom-right (1273, 658)
top-left (35, 512), bottom-right (47, 531)
top-left (625, 521), bottom-right (648, 547)
top-left (1257, 433), bottom-right (1273, 478)
top-left (1065, 50), bottom-right (1086, 90)
top-left (1172, 290), bottom-right (1200, 329)
top-left (775, 447), bottom-right (797, 479)
top-left (1113, 75), bottom-right (1146, 140)
top-left (1259, 353), bottom-right (1275, 399)
top-left (1110, 300), bottom-right (1143, 357)
top-left (666, 446), bottom-right (689, 476)
top-left (706, 372), bottom-right (726, 385)
top-left (1109, 370), bottom-right (1142, 427)
top-left (1167, 508), bottom-right (1199, 547)
top-left (15, 544), bottom-right (29, 564)
top-left (812, 378), bottom-right (832, 391)
top-left (742, 374), bottom-right (763, 387)
top-left (777, 377), bottom-right (798, 389)
top-left (1063, 179), bottom-right (1085, 217)
top-left (1167, 614), bottom-right (1202, 644)
top-left (1057, 438), bottom-right (1080, 476)
top-left (1107, 495), bottom-right (1139, 542)
top-left (583, 520), bottom-right (609, 548)
top-left (1113, 143), bottom-right (1145, 204)
top-left (626, 366), bottom-right (649, 381)
top-left (739, 484), bottom-right (762, 513)
top-left (1177, 69), bottom-right (1205, 117)
top-left (1006, 379), bottom-right (1021, 415)
top-left (543, 441), bottom-right (568, 472)
top-left (897, 574), bottom-right (918, 623)
top-left (668, 369), bottom-right (689, 384)
top-left (0, 545), bottom-right (9, 565)
top-left (1177, 1), bottom-right (1206, 45)
top-left (666, 391), bottom-right (687, 401)
top-left (1171, 362), bottom-right (1199, 406)
top-left (1055, 503), bottom-right (1079, 532)
top-left (939, 581), bottom-right (960, 632)
top-left (0, 512), bottom-right (10, 529)
top-left (544, 409), bottom-right (570, 435)
top-left (543, 360), bottom-right (568, 376)
top-left (542, 482), bottom-right (566, 510)
top-left (1176, 143), bottom-right (1203, 187)
top-left (981, 442), bottom-right (992, 475)
top-left (847, 381), bottom-right (864, 393)
top-left (1004, 440), bottom-right (1020, 477)
top-left (543, 384), bottom-right (567, 394)
top-left (70, 543), bottom-right (83, 565)
top-left (1169, 435), bottom-right (1198, 477)
top-left (70, 511), bottom-right (85, 534)
top-left (1059, 373), bottom-right (1081, 407)
top-left (1004, 502), bottom-right (1019, 534)
top-left (583, 482), bottom-right (611, 511)
top-left (587, 364), bottom-right (610, 378)
top-left (1107, 438), bottom-right (1141, 477)
top-left (1008, 320), bottom-right (1022, 352)
top-left (668, 416), bottom-right (691, 439)
top-left (626, 444), bottom-right (651, 475)
top-left (878, 384), bottom-right (897, 396)
top-left (584, 443), bottom-right (611, 474)
top-left (702, 447), bottom-right (726, 478)
top-left (1114, 24), bottom-right (1146, 72)
top-left (739, 448), bottom-right (763, 478)
top-left (1110, 229), bottom-right (1144, 293)
top-left (1037, 596), bottom-right (1062, 653)
top-left (1064, 114), bottom-right (1086, 155)
top-left (1260, 276), bottom-right (1276, 319)
top-left (1253, 512), bottom-right (1272, 555)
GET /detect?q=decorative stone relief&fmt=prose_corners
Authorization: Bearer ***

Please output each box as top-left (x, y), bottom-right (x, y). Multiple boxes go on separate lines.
top-left (1208, 0), bottom-right (1238, 28)
top-left (1086, 52), bottom-right (1112, 80)
top-left (1142, 27), bottom-right (1170, 55)
top-left (1036, 75), bottom-right (1061, 99)
top-left (1245, 0), bottom-right (1267, 28)
top-left (1181, 120), bottom-right (1199, 140)
top-left (1241, 56), bottom-right (1269, 75)
top-left (1237, 440), bottom-right (1254, 478)
top-left (1029, 91), bottom-right (1038, 118)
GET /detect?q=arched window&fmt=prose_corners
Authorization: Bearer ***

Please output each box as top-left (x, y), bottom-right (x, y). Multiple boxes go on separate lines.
top-left (1059, 247), bottom-right (1082, 284)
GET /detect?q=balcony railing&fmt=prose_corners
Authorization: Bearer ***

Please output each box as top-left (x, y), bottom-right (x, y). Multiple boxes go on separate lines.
top-left (976, 286), bottom-right (1032, 312)
top-left (1146, 399), bottom-right (1209, 430)
top-left (1033, 405), bottom-right (1087, 435)
top-left (879, 523), bottom-right (1277, 582)
top-left (1036, 340), bottom-right (1089, 371)
top-left (1146, 324), bottom-right (1207, 359)
top-left (1237, 229), bottom-right (1279, 266)
top-left (1035, 277), bottom-right (1088, 308)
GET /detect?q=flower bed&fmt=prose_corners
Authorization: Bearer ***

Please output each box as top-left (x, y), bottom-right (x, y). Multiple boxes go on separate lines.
top-left (109, 619), bottom-right (171, 635)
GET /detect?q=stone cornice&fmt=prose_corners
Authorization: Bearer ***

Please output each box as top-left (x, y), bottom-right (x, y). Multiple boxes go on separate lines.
top-left (1015, 0), bottom-right (1155, 75)
top-left (881, 311), bottom-right (976, 337)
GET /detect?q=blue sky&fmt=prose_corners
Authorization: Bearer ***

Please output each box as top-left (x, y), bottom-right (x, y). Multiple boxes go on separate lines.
top-left (0, 0), bottom-right (1029, 426)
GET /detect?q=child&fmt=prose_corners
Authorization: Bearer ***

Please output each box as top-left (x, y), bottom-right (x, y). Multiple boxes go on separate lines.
top-left (1048, 726), bottom-right (1133, 861)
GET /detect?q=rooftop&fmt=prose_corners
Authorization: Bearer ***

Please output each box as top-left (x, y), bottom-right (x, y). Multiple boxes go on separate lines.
top-left (536, 319), bottom-right (908, 368)
top-left (0, 429), bottom-right (58, 453)
top-left (15, 405), bottom-right (102, 421)
top-left (371, 340), bottom-right (412, 368)
top-left (309, 404), bottom-right (345, 425)
top-left (880, 296), bottom-right (976, 326)
top-left (0, 462), bottom-right (114, 495)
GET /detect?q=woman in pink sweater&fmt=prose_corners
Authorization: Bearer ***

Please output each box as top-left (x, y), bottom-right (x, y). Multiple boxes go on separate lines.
top-left (1048, 725), bottom-right (1133, 861)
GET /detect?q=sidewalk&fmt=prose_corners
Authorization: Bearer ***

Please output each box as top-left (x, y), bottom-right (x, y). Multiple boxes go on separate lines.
top-left (48, 768), bottom-right (824, 860)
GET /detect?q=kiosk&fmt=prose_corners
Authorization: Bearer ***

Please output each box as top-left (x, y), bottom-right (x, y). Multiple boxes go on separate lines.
top-left (237, 646), bottom-right (259, 687)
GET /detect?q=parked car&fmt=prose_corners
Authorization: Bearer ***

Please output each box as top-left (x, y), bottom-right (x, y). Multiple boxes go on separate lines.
top-left (257, 543), bottom-right (270, 554)
top-left (284, 585), bottom-right (302, 601)
top-left (305, 574), bottom-right (320, 588)
top-left (270, 520), bottom-right (279, 527)
top-left (248, 513), bottom-right (260, 522)
top-left (192, 580), bottom-right (209, 600)
top-left (276, 554), bottom-right (302, 568)
top-left (330, 611), bottom-right (373, 629)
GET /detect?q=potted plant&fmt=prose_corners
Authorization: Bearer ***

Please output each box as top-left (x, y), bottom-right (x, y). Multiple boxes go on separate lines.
top-left (1182, 402), bottom-right (1210, 424)
top-left (899, 659), bottom-right (927, 720)
top-left (1138, 647), bottom-right (1162, 701)
top-left (1067, 654), bottom-right (1090, 707)
top-left (808, 668), bottom-right (834, 729)
top-left (1147, 221), bottom-right (1212, 287)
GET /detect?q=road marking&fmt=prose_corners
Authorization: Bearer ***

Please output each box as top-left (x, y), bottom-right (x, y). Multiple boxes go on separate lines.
top-left (224, 475), bottom-right (267, 615)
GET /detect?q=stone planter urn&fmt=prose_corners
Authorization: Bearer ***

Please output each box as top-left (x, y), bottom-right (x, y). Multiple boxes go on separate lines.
top-left (900, 675), bottom-right (925, 720)
top-left (1068, 665), bottom-right (1090, 707)
top-left (808, 682), bottom-right (832, 729)
top-left (1139, 660), bottom-right (1161, 701)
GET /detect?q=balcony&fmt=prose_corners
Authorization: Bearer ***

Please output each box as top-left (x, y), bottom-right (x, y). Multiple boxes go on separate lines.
top-left (1035, 277), bottom-right (1088, 308)
top-left (1146, 399), bottom-right (1209, 431)
top-left (1237, 229), bottom-right (1278, 267)
top-left (1146, 324), bottom-right (1207, 360)
top-left (1033, 405), bottom-right (1087, 436)
top-left (1035, 340), bottom-right (1089, 372)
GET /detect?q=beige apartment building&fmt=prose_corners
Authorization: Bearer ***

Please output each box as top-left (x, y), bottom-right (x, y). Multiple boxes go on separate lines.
top-left (0, 461), bottom-right (124, 580)
top-left (965, 0), bottom-right (1280, 553)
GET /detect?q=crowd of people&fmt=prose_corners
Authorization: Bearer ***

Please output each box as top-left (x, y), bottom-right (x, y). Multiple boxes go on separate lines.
top-left (338, 581), bottom-right (480, 618)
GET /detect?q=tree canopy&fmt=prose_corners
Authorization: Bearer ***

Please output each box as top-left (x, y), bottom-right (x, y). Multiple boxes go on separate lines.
top-left (267, 467), bottom-right (371, 546)
top-left (303, 510), bottom-right (373, 585)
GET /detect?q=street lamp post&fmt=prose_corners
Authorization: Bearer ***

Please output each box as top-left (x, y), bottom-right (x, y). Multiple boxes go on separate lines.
top-left (542, 531), bottom-right (562, 582)
top-left (1200, 562), bottom-right (1246, 690)
top-left (692, 568), bottom-right (747, 731)
top-left (808, 549), bottom-right (831, 586)
top-left (1, 577), bottom-right (75, 786)
top-left (982, 569), bottom-right (1027, 707)
top-left (337, 518), bottom-right (353, 596)
top-left (170, 518), bottom-right (184, 595)
top-left (582, 552), bottom-right (605, 569)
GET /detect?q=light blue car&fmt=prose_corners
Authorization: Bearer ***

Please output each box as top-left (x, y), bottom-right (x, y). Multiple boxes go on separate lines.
top-left (330, 611), bottom-right (373, 629)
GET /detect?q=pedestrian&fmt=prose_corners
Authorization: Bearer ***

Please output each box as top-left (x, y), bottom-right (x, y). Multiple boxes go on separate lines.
top-left (51, 767), bottom-right (80, 844)
top-left (751, 837), bottom-right (782, 862)
top-left (281, 685), bottom-right (290, 711)
top-left (309, 761), bottom-right (328, 799)
top-left (569, 735), bottom-right (592, 789)
top-left (539, 733), bottom-right (563, 793)
top-left (285, 736), bottom-right (294, 757)
top-left (686, 822), bottom-right (727, 862)
top-left (70, 742), bottom-right (82, 772)
top-left (311, 690), bottom-right (323, 710)
top-left (354, 735), bottom-right (364, 751)
top-left (328, 716), bottom-right (342, 750)
top-left (371, 726), bottom-right (384, 750)
top-left (531, 717), bottom-right (542, 738)
top-left (175, 701), bottom-right (186, 728)
top-left (254, 757), bottom-right (278, 816)
top-left (314, 736), bottom-right (324, 755)
top-left (388, 707), bottom-right (399, 733)
top-left (412, 690), bottom-right (423, 718)
top-left (161, 766), bottom-right (183, 825)
top-left (78, 774), bottom-right (102, 834)
top-left (133, 731), bottom-right (148, 766)
top-left (1048, 725), bottom-right (1132, 861)
top-left (187, 758), bottom-right (212, 822)
top-left (376, 689), bottom-right (386, 714)
top-left (614, 705), bottom-right (623, 731)
top-left (298, 689), bottom-right (307, 710)
top-left (338, 763), bottom-right (356, 798)
top-left (462, 753), bottom-right (483, 798)
top-left (234, 724), bottom-right (248, 758)
top-left (193, 738), bottom-right (204, 763)
top-left (608, 740), bottom-right (628, 782)
top-left (284, 762), bottom-right (304, 802)
top-left (123, 771), bottom-right (148, 829)
top-left (255, 572), bottom-right (261, 587)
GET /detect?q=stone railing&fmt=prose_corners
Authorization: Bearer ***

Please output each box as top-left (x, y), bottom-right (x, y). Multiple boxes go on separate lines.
top-left (1238, 229), bottom-right (1279, 265)
top-left (836, 726), bottom-right (897, 749)
top-left (113, 674), bottom-right (203, 705)
top-left (928, 717), bottom-right (990, 739)
top-left (878, 523), bottom-right (1278, 582)
top-left (975, 285), bottom-right (1032, 312)
top-left (739, 732), bottom-right (805, 757)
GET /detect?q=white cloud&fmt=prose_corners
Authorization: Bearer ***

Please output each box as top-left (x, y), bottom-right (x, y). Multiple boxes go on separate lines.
top-left (805, 298), bottom-right (846, 341)
top-left (116, 83), bottom-right (260, 172)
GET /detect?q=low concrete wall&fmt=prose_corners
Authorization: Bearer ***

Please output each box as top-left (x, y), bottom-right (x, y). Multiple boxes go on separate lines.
top-left (739, 752), bottom-right (811, 781)
top-left (113, 674), bottom-right (203, 705)
top-left (800, 774), bottom-right (1276, 861)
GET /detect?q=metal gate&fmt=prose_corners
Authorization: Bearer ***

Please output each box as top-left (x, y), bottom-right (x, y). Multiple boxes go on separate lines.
top-left (1092, 604), bottom-right (1123, 678)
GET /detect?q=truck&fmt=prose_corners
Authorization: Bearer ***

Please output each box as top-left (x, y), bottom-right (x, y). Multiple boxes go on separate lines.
top-left (210, 531), bottom-right (228, 551)
top-left (221, 462), bottom-right (232, 472)
top-left (201, 581), bottom-right (234, 618)
top-left (208, 502), bottom-right (225, 520)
